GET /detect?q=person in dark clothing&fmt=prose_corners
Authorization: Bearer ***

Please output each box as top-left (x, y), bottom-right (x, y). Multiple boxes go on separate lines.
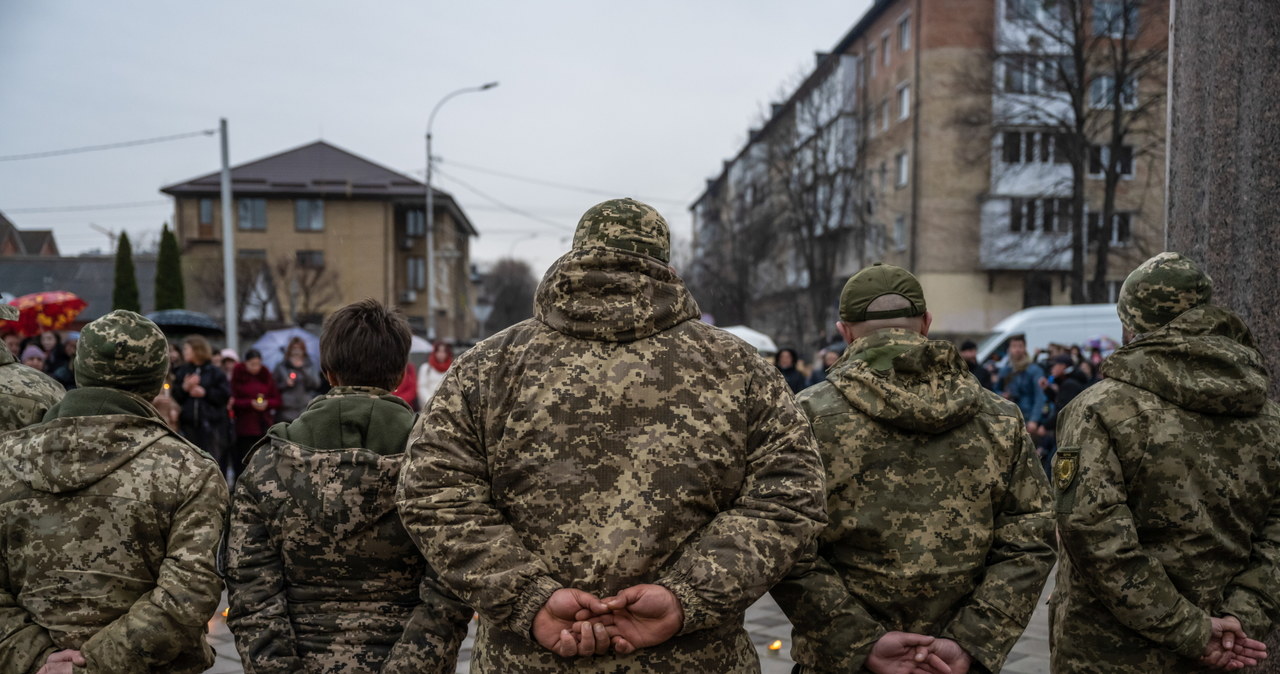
top-left (172, 334), bottom-right (231, 474)
top-left (1037, 353), bottom-right (1092, 475)
top-left (959, 340), bottom-right (995, 390)
top-left (775, 347), bottom-right (807, 393)
top-left (229, 349), bottom-right (281, 485)
top-left (273, 336), bottom-right (322, 422)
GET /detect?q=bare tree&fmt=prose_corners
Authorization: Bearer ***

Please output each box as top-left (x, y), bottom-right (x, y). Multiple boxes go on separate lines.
top-left (480, 258), bottom-right (537, 335)
top-left (189, 255), bottom-right (280, 337)
top-left (271, 253), bottom-right (341, 327)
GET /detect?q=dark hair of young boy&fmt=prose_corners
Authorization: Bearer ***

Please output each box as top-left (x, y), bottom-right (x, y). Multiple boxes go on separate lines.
top-left (319, 299), bottom-right (411, 390)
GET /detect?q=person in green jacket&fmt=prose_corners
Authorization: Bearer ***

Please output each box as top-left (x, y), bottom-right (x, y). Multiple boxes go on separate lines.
top-left (772, 263), bottom-right (1057, 674)
top-left (1051, 252), bottom-right (1277, 672)
top-left (0, 309), bottom-right (228, 673)
top-left (226, 298), bottom-right (471, 674)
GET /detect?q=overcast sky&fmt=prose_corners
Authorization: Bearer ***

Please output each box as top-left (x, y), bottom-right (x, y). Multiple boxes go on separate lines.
top-left (0, 1), bottom-right (872, 279)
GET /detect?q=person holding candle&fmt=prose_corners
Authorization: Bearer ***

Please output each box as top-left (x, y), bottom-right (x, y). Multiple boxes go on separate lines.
top-left (230, 349), bottom-right (281, 487)
top-left (274, 336), bottom-right (321, 422)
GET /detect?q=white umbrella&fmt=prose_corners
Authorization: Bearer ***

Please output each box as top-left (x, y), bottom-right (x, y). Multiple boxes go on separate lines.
top-left (720, 325), bottom-right (778, 356)
top-left (409, 335), bottom-right (433, 354)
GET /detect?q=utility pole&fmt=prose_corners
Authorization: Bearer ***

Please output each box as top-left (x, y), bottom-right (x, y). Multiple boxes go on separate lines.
top-left (220, 118), bottom-right (238, 354)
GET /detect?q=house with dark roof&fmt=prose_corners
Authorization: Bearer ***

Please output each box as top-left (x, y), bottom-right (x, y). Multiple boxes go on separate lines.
top-left (161, 140), bottom-right (477, 339)
top-left (0, 210), bottom-right (59, 257)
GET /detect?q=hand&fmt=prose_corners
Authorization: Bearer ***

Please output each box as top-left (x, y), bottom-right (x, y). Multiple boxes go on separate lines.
top-left (37, 650), bottom-right (85, 674)
top-left (190, 385), bottom-right (206, 398)
top-left (929, 639), bottom-right (972, 674)
top-left (1026, 421), bottom-right (1040, 436)
top-left (1201, 616), bottom-right (1268, 670)
top-left (595, 584), bottom-right (684, 654)
top-left (866, 632), bottom-right (952, 674)
top-left (182, 373), bottom-right (199, 392)
top-left (1038, 376), bottom-right (1049, 390)
top-left (252, 399), bottom-right (268, 411)
top-left (532, 588), bottom-right (609, 657)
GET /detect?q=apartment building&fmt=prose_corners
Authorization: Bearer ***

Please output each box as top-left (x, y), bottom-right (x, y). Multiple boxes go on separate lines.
top-left (162, 141), bottom-right (477, 340)
top-left (691, 0), bottom-right (1167, 347)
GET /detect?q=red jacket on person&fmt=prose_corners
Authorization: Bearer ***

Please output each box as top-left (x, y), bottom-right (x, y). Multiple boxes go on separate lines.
top-left (231, 362), bottom-right (282, 438)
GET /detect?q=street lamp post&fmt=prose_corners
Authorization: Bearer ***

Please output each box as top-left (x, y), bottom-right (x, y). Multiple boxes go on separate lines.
top-left (425, 81), bottom-right (498, 341)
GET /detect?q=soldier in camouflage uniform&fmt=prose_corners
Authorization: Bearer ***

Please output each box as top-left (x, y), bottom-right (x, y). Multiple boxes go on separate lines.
top-left (227, 299), bottom-right (472, 674)
top-left (396, 198), bottom-right (828, 672)
top-left (0, 303), bottom-right (64, 430)
top-left (0, 310), bottom-right (227, 673)
top-left (772, 263), bottom-right (1057, 674)
top-left (1051, 252), bottom-right (1278, 673)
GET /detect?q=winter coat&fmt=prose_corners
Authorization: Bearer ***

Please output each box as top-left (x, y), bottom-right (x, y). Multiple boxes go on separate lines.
top-left (415, 361), bottom-right (448, 408)
top-left (1052, 305), bottom-right (1280, 672)
top-left (0, 386), bottom-right (228, 672)
top-left (773, 329), bottom-right (1055, 673)
top-left (999, 359), bottom-right (1049, 425)
top-left (0, 346), bottom-right (64, 431)
top-left (274, 357), bottom-right (322, 423)
top-left (231, 362), bottom-right (282, 439)
top-left (227, 386), bottom-right (470, 674)
top-left (171, 360), bottom-right (231, 458)
top-left (396, 245), bottom-right (828, 673)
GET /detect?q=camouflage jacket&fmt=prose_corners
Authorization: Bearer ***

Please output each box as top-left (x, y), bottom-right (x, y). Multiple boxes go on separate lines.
top-left (0, 346), bottom-right (65, 431)
top-left (1052, 305), bottom-right (1280, 673)
top-left (396, 247), bottom-right (828, 673)
top-left (0, 386), bottom-right (227, 673)
top-left (772, 329), bottom-right (1055, 673)
top-left (226, 386), bottom-right (471, 674)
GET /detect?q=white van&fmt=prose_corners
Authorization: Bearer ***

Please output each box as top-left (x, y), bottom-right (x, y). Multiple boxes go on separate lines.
top-left (975, 304), bottom-right (1122, 364)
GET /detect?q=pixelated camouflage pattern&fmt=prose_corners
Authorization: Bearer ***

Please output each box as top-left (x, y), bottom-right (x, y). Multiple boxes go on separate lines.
top-left (1052, 305), bottom-right (1280, 673)
top-left (227, 386), bottom-right (471, 674)
top-left (1116, 251), bottom-right (1213, 336)
top-left (396, 244), bottom-right (827, 672)
top-left (570, 198), bottom-right (671, 263)
top-left (0, 385), bottom-right (227, 673)
top-left (74, 309), bottom-right (170, 398)
top-left (772, 329), bottom-right (1055, 673)
top-left (0, 346), bottom-right (65, 431)
top-left (0, 303), bottom-right (16, 321)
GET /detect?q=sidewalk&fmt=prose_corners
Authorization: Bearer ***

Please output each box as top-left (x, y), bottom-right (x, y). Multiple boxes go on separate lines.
top-left (206, 574), bottom-right (1055, 673)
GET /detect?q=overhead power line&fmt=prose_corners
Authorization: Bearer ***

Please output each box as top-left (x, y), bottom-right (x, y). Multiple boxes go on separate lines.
top-left (6, 199), bottom-right (170, 214)
top-left (0, 129), bottom-right (216, 162)
top-left (433, 168), bottom-right (576, 233)
top-left (418, 159), bottom-right (686, 207)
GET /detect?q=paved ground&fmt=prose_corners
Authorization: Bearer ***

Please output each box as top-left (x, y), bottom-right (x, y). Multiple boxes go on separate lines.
top-left (206, 575), bottom-right (1054, 673)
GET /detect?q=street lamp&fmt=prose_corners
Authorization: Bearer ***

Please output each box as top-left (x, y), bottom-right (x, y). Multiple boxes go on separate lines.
top-left (425, 81), bottom-right (498, 341)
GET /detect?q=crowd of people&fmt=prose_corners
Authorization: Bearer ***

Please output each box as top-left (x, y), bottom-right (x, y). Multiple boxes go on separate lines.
top-left (0, 199), bottom-right (1276, 674)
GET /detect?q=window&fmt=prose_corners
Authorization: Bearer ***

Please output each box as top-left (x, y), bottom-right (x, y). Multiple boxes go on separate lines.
top-left (198, 198), bottom-right (214, 225)
top-left (879, 161), bottom-right (888, 192)
top-left (296, 250), bottom-right (325, 269)
top-left (295, 199), bottom-right (324, 232)
top-left (1086, 211), bottom-right (1133, 246)
top-left (880, 99), bottom-right (890, 132)
top-left (868, 45), bottom-right (877, 78)
top-left (406, 209), bottom-right (426, 237)
top-left (897, 83), bottom-right (910, 120)
top-left (1002, 129), bottom-right (1070, 164)
top-left (238, 248), bottom-right (267, 260)
top-left (894, 150), bottom-right (909, 187)
top-left (898, 15), bottom-right (911, 51)
top-left (1088, 144), bottom-right (1134, 177)
top-left (1093, 0), bottom-right (1138, 37)
top-left (1010, 197), bottom-right (1074, 233)
top-left (1004, 54), bottom-right (1071, 94)
top-left (1090, 75), bottom-right (1137, 108)
top-left (893, 214), bottom-right (907, 250)
top-left (237, 198), bottom-right (266, 231)
top-left (407, 256), bottom-right (426, 290)
top-left (881, 34), bottom-right (890, 67)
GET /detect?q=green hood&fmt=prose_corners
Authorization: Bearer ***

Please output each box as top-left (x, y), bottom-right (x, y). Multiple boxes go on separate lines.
top-left (1, 387), bottom-right (186, 493)
top-left (261, 386), bottom-right (416, 533)
top-left (826, 329), bottom-right (982, 434)
top-left (1103, 305), bottom-right (1270, 416)
top-left (534, 246), bottom-right (700, 342)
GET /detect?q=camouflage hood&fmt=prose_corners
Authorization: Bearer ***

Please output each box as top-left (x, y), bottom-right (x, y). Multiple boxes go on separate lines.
top-left (826, 329), bottom-right (982, 434)
top-left (1103, 304), bottom-right (1270, 416)
top-left (262, 386), bottom-right (416, 532)
top-left (0, 386), bottom-right (182, 493)
top-left (534, 246), bottom-right (700, 342)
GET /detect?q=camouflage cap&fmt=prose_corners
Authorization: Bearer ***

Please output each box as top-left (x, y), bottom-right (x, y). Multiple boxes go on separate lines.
top-left (571, 198), bottom-right (670, 263)
top-left (0, 303), bottom-right (16, 321)
top-left (839, 263), bottom-right (927, 322)
top-left (1116, 252), bottom-right (1213, 334)
top-left (75, 310), bottom-right (170, 398)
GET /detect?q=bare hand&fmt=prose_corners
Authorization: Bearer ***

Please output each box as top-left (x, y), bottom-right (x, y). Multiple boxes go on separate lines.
top-left (1026, 421), bottom-right (1041, 436)
top-left (37, 649), bottom-right (85, 674)
top-left (866, 632), bottom-right (952, 674)
top-left (252, 399), bottom-right (268, 411)
top-left (1201, 616), bottom-right (1268, 670)
top-left (532, 588), bottom-right (609, 657)
top-left (595, 584), bottom-right (684, 654)
top-left (182, 373), bottom-right (199, 392)
top-left (929, 639), bottom-right (972, 674)
top-left (190, 385), bottom-right (206, 398)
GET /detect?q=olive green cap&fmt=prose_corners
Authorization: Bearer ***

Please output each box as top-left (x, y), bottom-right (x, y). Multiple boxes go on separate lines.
top-left (1116, 252), bottom-right (1213, 335)
top-left (75, 310), bottom-right (170, 399)
top-left (839, 263), bottom-right (927, 322)
top-left (571, 198), bottom-right (670, 263)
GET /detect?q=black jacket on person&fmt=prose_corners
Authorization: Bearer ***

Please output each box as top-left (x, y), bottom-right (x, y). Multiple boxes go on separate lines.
top-left (967, 360), bottom-right (995, 390)
top-left (1044, 367), bottom-right (1091, 432)
top-left (171, 361), bottom-right (231, 458)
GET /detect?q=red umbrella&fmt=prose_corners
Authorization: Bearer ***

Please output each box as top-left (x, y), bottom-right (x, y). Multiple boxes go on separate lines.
top-left (3, 291), bottom-right (89, 337)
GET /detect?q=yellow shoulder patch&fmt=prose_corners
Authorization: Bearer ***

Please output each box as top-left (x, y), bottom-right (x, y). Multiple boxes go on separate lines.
top-left (1054, 453), bottom-right (1078, 491)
